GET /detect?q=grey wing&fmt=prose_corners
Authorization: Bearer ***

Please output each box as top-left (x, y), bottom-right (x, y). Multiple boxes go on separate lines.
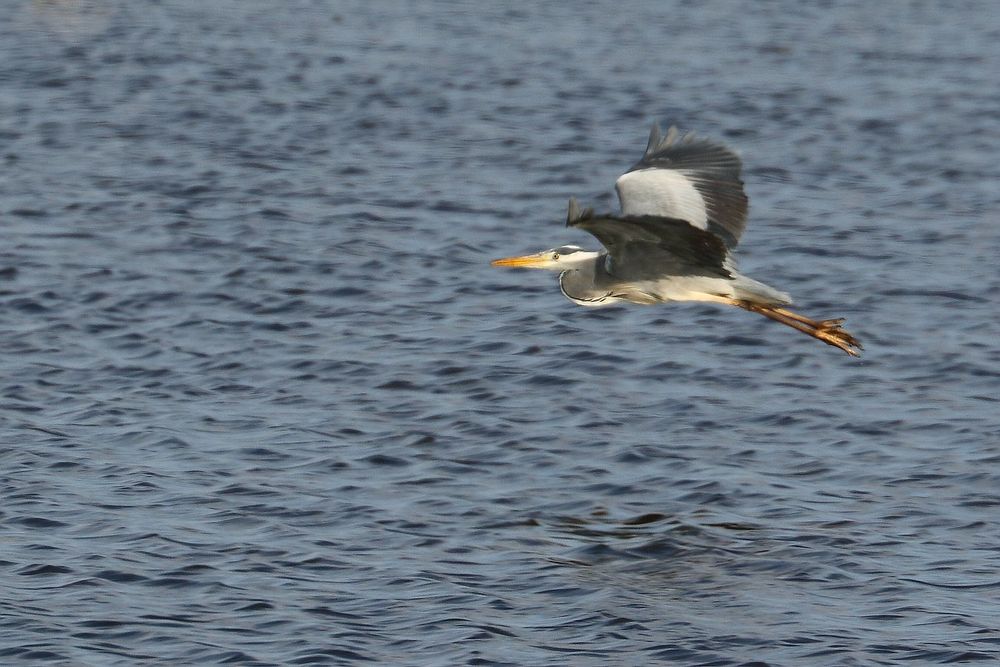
top-left (566, 202), bottom-right (731, 281)
top-left (614, 123), bottom-right (748, 248)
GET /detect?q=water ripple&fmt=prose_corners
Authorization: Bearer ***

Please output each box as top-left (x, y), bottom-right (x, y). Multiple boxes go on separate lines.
top-left (1, 0), bottom-right (999, 664)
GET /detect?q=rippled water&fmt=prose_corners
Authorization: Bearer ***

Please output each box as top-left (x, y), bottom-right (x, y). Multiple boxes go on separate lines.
top-left (2, 1), bottom-right (999, 664)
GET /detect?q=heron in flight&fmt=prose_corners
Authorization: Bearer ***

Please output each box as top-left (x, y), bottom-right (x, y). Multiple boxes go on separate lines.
top-left (491, 124), bottom-right (862, 356)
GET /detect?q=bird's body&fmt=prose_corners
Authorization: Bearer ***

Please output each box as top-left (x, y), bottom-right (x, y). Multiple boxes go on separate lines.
top-left (492, 124), bottom-right (862, 356)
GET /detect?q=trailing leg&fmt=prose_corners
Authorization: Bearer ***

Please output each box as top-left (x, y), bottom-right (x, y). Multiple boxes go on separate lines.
top-left (724, 299), bottom-right (862, 357)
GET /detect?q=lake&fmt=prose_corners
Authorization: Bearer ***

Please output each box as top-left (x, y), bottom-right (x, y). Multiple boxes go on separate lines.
top-left (1, 1), bottom-right (999, 664)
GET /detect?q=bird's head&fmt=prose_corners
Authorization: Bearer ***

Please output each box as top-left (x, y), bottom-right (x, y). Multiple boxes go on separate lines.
top-left (490, 245), bottom-right (594, 271)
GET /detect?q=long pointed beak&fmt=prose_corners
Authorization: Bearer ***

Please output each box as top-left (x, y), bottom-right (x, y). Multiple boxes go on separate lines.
top-left (490, 252), bottom-right (550, 268)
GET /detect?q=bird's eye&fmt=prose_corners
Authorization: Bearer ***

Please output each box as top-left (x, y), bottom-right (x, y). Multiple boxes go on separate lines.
top-left (553, 253), bottom-right (560, 260)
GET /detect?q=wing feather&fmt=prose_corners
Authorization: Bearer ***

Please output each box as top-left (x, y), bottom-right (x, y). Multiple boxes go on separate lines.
top-left (614, 123), bottom-right (748, 248)
top-left (566, 200), bottom-right (731, 281)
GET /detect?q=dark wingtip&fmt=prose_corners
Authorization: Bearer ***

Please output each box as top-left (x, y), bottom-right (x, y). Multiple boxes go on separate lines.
top-left (645, 122), bottom-right (662, 155)
top-left (566, 198), bottom-right (594, 226)
top-left (645, 123), bottom-right (694, 156)
top-left (566, 197), bottom-right (580, 226)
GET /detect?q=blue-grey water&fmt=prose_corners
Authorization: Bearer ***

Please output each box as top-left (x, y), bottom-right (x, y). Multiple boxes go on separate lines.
top-left (2, 1), bottom-right (999, 664)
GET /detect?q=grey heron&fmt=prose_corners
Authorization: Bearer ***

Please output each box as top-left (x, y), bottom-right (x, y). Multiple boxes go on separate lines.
top-left (491, 124), bottom-right (862, 357)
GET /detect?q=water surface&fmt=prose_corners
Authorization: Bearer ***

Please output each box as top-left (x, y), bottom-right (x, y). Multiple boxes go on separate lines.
top-left (2, 1), bottom-right (999, 664)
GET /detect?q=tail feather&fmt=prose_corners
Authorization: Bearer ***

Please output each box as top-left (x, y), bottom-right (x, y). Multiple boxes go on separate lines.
top-left (730, 274), bottom-right (792, 307)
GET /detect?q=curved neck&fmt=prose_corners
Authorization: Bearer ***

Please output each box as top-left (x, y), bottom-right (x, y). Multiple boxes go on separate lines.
top-left (558, 253), bottom-right (612, 306)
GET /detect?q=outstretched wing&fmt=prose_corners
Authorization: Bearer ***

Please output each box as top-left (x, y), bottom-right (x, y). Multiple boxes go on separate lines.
top-left (614, 124), bottom-right (748, 248)
top-left (566, 199), bottom-right (731, 281)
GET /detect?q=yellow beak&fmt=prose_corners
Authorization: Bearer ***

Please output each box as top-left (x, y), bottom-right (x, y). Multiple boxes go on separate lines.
top-left (490, 252), bottom-right (550, 268)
